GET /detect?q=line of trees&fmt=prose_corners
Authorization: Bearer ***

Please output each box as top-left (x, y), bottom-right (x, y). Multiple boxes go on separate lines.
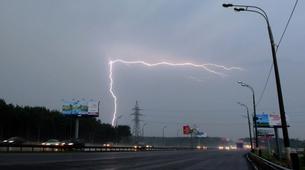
top-left (0, 99), bottom-right (131, 143)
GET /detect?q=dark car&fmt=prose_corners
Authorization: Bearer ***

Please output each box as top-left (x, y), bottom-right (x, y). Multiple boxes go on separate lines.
top-left (61, 139), bottom-right (85, 148)
top-left (2, 137), bottom-right (25, 146)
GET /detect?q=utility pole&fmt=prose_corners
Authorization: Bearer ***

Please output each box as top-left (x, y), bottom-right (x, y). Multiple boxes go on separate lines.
top-left (131, 101), bottom-right (143, 144)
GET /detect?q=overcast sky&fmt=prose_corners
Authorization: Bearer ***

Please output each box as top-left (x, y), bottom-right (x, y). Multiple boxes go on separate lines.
top-left (0, 0), bottom-right (304, 140)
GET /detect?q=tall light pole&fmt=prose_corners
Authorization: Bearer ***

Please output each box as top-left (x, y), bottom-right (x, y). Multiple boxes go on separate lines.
top-left (142, 123), bottom-right (147, 137)
top-left (238, 102), bottom-right (253, 151)
top-left (238, 81), bottom-right (258, 148)
top-left (223, 3), bottom-right (290, 159)
top-left (162, 126), bottom-right (167, 146)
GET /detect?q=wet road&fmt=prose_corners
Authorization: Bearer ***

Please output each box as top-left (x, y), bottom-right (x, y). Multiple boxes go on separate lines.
top-left (0, 150), bottom-right (252, 170)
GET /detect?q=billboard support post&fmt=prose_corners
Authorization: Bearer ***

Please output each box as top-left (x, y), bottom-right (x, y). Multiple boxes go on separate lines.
top-left (75, 118), bottom-right (79, 139)
top-left (274, 126), bottom-right (280, 158)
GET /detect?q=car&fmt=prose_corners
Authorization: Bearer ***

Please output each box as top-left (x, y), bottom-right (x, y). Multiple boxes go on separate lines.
top-left (133, 144), bottom-right (146, 151)
top-left (102, 143), bottom-right (113, 147)
top-left (2, 137), bottom-right (25, 146)
top-left (41, 139), bottom-right (61, 146)
top-left (61, 139), bottom-right (85, 148)
top-left (196, 145), bottom-right (207, 150)
top-left (145, 145), bottom-right (153, 150)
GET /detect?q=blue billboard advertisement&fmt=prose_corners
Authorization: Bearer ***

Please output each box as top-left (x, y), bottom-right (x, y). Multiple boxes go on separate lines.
top-left (256, 113), bottom-right (270, 127)
top-left (62, 100), bottom-right (99, 117)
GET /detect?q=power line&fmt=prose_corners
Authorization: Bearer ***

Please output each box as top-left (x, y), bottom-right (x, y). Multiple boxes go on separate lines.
top-left (256, 0), bottom-right (299, 107)
top-left (256, 63), bottom-right (273, 106)
top-left (276, 0), bottom-right (299, 51)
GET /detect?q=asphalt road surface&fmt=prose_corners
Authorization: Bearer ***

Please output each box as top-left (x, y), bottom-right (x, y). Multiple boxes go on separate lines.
top-left (0, 150), bottom-right (252, 170)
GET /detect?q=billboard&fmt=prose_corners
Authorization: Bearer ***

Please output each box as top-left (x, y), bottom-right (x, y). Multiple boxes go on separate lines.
top-left (257, 129), bottom-right (274, 136)
top-left (269, 114), bottom-right (282, 126)
top-left (194, 130), bottom-right (207, 137)
top-left (183, 125), bottom-right (207, 137)
top-left (183, 125), bottom-right (191, 135)
top-left (256, 113), bottom-right (288, 128)
top-left (62, 100), bottom-right (99, 117)
top-left (256, 113), bottom-right (270, 127)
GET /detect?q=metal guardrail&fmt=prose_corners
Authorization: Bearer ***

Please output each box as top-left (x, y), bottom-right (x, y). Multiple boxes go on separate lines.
top-left (247, 152), bottom-right (292, 170)
top-left (0, 144), bottom-right (195, 153)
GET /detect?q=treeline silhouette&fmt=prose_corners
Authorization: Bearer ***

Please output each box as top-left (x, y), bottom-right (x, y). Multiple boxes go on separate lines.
top-left (0, 99), bottom-right (131, 143)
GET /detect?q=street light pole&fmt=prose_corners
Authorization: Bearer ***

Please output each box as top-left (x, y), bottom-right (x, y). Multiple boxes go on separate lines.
top-left (142, 123), bottom-right (147, 137)
top-left (162, 126), bottom-right (167, 146)
top-left (238, 102), bottom-right (253, 151)
top-left (223, 3), bottom-right (290, 159)
top-left (238, 81), bottom-right (258, 148)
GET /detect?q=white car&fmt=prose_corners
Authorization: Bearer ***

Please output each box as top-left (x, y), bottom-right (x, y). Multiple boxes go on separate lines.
top-left (42, 139), bottom-right (60, 146)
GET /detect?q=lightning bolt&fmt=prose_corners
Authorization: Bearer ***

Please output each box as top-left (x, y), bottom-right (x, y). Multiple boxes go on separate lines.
top-left (109, 59), bottom-right (242, 126)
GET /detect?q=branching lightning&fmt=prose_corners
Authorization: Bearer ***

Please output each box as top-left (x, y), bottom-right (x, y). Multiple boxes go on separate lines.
top-left (109, 59), bottom-right (242, 126)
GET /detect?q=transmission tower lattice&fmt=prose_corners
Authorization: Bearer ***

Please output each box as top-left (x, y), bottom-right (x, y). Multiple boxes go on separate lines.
top-left (131, 101), bottom-right (143, 143)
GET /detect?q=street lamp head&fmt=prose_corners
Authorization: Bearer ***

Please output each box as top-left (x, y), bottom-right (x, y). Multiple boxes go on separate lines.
top-left (234, 8), bottom-right (245, 12)
top-left (222, 3), bottom-right (233, 8)
top-left (238, 102), bottom-right (247, 107)
top-left (237, 81), bottom-right (247, 87)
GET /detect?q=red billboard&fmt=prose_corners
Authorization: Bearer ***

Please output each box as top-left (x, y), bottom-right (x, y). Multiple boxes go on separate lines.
top-left (183, 125), bottom-right (191, 134)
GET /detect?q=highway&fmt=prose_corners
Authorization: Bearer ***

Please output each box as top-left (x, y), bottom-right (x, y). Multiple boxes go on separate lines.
top-left (0, 150), bottom-right (252, 170)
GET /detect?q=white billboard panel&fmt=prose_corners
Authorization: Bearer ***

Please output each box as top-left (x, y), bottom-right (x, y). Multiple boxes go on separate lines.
top-left (88, 101), bottom-right (99, 116)
top-left (62, 100), bottom-right (99, 117)
top-left (269, 114), bottom-right (281, 126)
